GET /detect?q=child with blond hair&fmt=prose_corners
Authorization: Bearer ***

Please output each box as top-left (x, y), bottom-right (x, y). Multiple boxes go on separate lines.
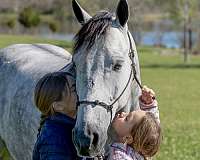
top-left (108, 86), bottom-right (161, 160)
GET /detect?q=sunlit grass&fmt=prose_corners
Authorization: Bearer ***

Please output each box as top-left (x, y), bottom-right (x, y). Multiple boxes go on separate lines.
top-left (0, 34), bottom-right (73, 51)
top-left (138, 47), bottom-right (200, 160)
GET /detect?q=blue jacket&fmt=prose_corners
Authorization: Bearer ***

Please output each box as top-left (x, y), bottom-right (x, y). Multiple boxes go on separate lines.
top-left (32, 113), bottom-right (82, 160)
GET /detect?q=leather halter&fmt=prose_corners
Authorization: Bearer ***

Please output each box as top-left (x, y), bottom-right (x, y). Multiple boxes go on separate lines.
top-left (76, 31), bottom-right (142, 123)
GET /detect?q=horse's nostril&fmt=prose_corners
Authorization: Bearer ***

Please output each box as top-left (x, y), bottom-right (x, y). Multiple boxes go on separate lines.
top-left (92, 132), bottom-right (99, 147)
top-left (87, 127), bottom-right (91, 136)
top-left (80, 147), bottom-right (90, 156)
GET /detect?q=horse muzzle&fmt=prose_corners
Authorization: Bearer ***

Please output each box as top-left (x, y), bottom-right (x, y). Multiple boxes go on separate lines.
top-left (73, 121), bottom-right (107, 157)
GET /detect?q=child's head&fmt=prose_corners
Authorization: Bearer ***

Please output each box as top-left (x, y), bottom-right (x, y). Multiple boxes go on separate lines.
top-left (112, 110), bottom-right (161, 158)
top-left (34, 72), bottom-right (77, 118)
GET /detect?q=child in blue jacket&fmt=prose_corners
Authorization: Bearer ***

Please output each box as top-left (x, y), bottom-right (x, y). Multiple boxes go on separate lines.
top-left (32, 72), bottom-right (81, 160)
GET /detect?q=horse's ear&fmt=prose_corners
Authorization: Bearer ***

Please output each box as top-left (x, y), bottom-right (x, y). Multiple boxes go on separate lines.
top-left (116, 0), bottom-right (129, 27)
top-left (72, 0), bottom-right (92, 25)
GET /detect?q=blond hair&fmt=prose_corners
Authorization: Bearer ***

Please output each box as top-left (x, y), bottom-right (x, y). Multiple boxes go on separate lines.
top-left (130, 112), bottom-right (162, 159)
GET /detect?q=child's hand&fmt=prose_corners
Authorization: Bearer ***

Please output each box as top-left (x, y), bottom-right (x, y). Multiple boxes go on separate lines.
top-left (140, 85), bottom-right (155, 104)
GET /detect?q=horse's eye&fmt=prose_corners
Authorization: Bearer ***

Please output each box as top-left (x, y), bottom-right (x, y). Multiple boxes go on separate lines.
top-left (113, 63), bottom-right (122, 71)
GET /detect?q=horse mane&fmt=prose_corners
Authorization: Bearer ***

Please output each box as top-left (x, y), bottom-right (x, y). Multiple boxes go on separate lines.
top-left (74, 11), bottom-right (113, 52)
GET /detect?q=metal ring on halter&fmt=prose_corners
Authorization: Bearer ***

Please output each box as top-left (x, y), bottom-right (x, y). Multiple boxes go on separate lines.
top-left (77, 100), bottom-right (113, 123)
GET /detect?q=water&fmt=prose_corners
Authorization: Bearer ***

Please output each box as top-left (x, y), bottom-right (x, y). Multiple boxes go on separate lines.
top-left (141, 31), bottom-right (182, 48)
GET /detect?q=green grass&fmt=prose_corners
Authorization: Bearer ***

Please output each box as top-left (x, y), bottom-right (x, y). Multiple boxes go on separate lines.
top-left (138, 46), bottom-right (200, 160)
top-left (0, 147), bottom-right (12, 160)
top-left (0, 13), bottom-right (16, 20)
top-left (0, 34), bottom-right (73, 51)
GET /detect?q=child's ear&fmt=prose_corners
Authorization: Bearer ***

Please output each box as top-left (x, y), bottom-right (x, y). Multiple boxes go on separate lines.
top-left (126, 135), bottom-right (133, 144)
top-left (52, 102), bottom-right (64, 112)
top-left (123, 135), bottom-right (133, 144)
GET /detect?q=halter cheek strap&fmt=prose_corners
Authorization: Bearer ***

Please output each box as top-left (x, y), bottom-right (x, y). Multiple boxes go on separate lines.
top-left (127, 31), bottom-right (143, 89)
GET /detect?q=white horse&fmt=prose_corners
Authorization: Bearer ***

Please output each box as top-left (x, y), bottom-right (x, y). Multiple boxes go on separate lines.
top-left (0, 0), bottom-right (141, 159)
top-left (72, 0), bottom-right (141, 157)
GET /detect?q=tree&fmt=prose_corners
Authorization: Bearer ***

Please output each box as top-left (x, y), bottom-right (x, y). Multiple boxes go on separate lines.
top-left (18, 6), bottom-right (40, 28)
top-left (165, 0), bottom-right (199, 62)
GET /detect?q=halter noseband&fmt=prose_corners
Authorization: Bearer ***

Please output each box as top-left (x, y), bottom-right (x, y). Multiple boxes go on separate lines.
top-left (76, 31), bottom-right (142, 123)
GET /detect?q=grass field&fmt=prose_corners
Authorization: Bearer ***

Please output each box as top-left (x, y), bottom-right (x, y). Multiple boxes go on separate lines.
top-left (138, 47), bottom-right (200, 160)
top-left (0, 35), bottom-right (200, 160)
top-left (0, 34), bottom-right (73, 51)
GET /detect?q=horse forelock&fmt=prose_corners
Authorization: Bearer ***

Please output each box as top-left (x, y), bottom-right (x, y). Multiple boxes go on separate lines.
top-left (74, 11), bottom-right (114, 52)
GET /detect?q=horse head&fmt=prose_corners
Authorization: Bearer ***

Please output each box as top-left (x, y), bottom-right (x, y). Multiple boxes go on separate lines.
top-left (72, 0), bottom-right (141, 157)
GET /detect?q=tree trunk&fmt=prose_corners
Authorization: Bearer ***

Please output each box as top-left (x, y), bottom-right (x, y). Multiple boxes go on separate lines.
top-left (183, 19), bottom-right (189, 63)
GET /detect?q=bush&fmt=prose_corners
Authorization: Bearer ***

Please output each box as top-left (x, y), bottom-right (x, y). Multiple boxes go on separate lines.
top-left (18, 6), bottom-right (40, 28)
top-left (0, 15), bottom-right (16, 29)
top-left (48, 20), bottom-right (60, 33)
top-left (6, 18), bottom-right (16, 29)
